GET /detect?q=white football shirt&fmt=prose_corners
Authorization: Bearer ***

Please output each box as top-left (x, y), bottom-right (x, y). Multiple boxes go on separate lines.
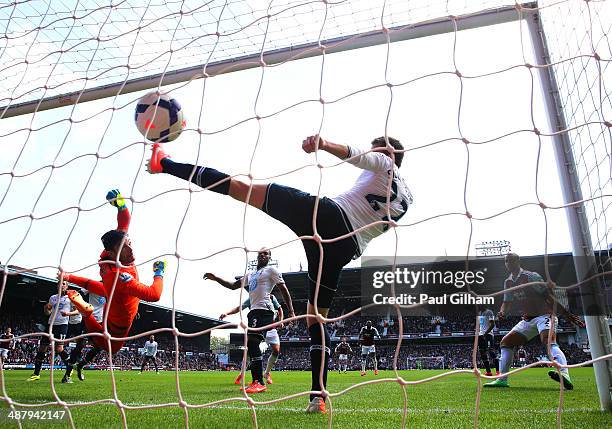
top-left (246, 266), bottom-right (284, 311)
top-left (68, 304), bottom-right (82, 324)
top-left (479, 309), bottom-right (495, 335)
top-left (88, 292), bottom-right (106, 323)
top-left (144, 340), bottom-right (158, 356)
top-left (332, 146), bottom-right (412, 257)
top-left (48, 294), bottom-right (71, 325)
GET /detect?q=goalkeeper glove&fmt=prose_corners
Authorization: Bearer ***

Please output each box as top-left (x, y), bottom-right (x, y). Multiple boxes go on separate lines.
top-left (153, 260), bottom-right (166, 278)
top-left (106, 189), bottom-right (126, 210)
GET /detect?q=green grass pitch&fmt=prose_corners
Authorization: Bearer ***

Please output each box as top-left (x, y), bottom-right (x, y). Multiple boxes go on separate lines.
top-left (0, 368), bottom-right (608, 428)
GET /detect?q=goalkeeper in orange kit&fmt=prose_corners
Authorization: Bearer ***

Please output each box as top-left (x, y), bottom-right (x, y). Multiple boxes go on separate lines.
top-left (60, 189), bottom-right (166, 382)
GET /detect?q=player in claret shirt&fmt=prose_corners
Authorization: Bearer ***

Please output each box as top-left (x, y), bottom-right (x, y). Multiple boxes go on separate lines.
top-left (0, 328), bottom-right (15, 369)
top-left (334, 337), bottom-right (352, 374)
top-left (484, 253), bottom-right (584, 390)
top-left (59, 189), bottom-right (166, 382)
top-left (359, 320), bottom-right (381, 376)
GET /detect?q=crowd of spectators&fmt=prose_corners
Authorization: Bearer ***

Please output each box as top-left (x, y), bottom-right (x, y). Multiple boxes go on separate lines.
top-left (0, 313), bottom-right (218, 371)
top-left (0, 303), bottom-right (590, 373)
top-left (274, 341), bottom-right (592, 371)
top-left (280, 313), bottom-right (576, 339)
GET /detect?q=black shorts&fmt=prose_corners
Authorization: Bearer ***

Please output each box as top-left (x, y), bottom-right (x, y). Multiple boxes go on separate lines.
top-left (143, 355), bottom-right (156, 362)
top-left (247, 309), bottom-right (275, 341)
top-left (67, 322), bottom-right (84, 338)
top-left (263, 184), bottom-right (359, 308)
top-left (478, 333), bottom-right (495, 350)
top-left (40, 324), bottom-right (69, 345)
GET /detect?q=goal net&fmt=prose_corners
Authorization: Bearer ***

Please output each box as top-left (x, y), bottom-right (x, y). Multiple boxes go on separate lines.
top-left (0, 0), bottom-right (611, 427)
top-left (407, 356), bottom-right (446, 370)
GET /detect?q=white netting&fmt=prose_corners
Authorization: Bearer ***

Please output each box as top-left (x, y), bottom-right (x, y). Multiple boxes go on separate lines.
top-left (0, 0), bottom-right (611, 428)
top-left (406, 356), bottom-right (445, 370)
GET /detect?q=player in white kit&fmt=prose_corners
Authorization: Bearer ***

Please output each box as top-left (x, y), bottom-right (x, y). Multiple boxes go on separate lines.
top-left (517, 346), bottom-right (528, 367)
top-left (205, 249), bottom-right (294, 394)
top-left (149, 135), bottom-right (412, 413)
top-left (221, 294), bottom-right (284, 385)
top-left (61, 303), bottom-right (85, 383)
top-left (477, 308), bottom-right (499, 376)
top-left (140, 335), bottom-right (159, 373)
top-left (60, 287), bottom-right (106, 383)
top-left (28, 281), bottom-right (72, 381)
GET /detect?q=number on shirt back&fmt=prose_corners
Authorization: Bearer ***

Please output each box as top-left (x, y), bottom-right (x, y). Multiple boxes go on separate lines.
top-left (364, 176), bottom-right (409, 231)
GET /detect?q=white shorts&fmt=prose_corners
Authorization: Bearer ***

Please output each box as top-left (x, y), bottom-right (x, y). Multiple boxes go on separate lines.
top-left (511, 315), bottom-right (557, 341)
top-left (362, 345), bottom-right (376, 355)
top-left (0, 348), bottom-right (8, 359)
top-left (265, 329), bottom-right (280, 346)
top-left (338, 354), bottom-right (348, 361)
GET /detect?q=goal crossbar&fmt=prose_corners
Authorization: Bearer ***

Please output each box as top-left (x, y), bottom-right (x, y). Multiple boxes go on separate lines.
top-left (0, 2), bottom-right (537, 119)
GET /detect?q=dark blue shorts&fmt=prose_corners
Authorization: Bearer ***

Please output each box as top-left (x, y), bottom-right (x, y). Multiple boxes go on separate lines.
top-left (40, 324), bottom-right (68, 345)
top-left (262, 184), bottom-right (359, 308)
top-left (478, 333), bottom-right (495, 350)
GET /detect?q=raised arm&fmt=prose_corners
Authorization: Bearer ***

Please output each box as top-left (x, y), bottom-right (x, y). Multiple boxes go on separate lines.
top-left (220, 304), bottom-right (241, 320)
top-left (60, 272), bottom-right (106, 298)
top-left (302, 134), bottom-right (391, 172)
top-left (106, 189), bottom-right (131, 232)
top-left (302, 135), bottom-right (349, 160)
top-left (112, 261), bottom-right (165, 302)
top-left (203, 272), bottom-right (242, 290)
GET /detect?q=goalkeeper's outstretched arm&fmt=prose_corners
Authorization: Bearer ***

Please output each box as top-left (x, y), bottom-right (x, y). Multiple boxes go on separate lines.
top-left (120, 261), bottom-right (165, 302)
top-left (106, 189), bottom-right (131, 232)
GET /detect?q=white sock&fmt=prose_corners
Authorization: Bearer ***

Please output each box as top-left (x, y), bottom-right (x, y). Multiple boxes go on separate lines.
top-left (372, 356), bottom-right (378, 371)
top-left (265, 352), bottom-right (278, 375)
top-left (361, 357), bottom-right (367, 372)
top-left (549, 343), bottom-right (569, 376)
top-left (500, 347), bottom-right (515, 381)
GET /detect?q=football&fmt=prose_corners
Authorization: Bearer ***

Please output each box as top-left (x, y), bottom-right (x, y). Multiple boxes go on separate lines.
top-left (134, 91), bottom-right (185, 142)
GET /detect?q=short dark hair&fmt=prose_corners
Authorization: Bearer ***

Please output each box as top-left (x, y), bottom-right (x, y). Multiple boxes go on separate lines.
top-left (505, 252), bottom-right (520, 263)
top-left (371, 136), bottom-right (404, 167)
top-left (101, 229), bottom-right (126, 251)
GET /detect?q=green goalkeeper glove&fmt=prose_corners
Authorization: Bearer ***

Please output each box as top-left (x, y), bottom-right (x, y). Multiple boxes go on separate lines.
top-left (106, 189), bottom-right (126, 210)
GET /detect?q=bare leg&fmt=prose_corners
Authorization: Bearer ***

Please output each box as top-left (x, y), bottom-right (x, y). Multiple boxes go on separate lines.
top-left (228, 179), bottom-right (268, 210)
